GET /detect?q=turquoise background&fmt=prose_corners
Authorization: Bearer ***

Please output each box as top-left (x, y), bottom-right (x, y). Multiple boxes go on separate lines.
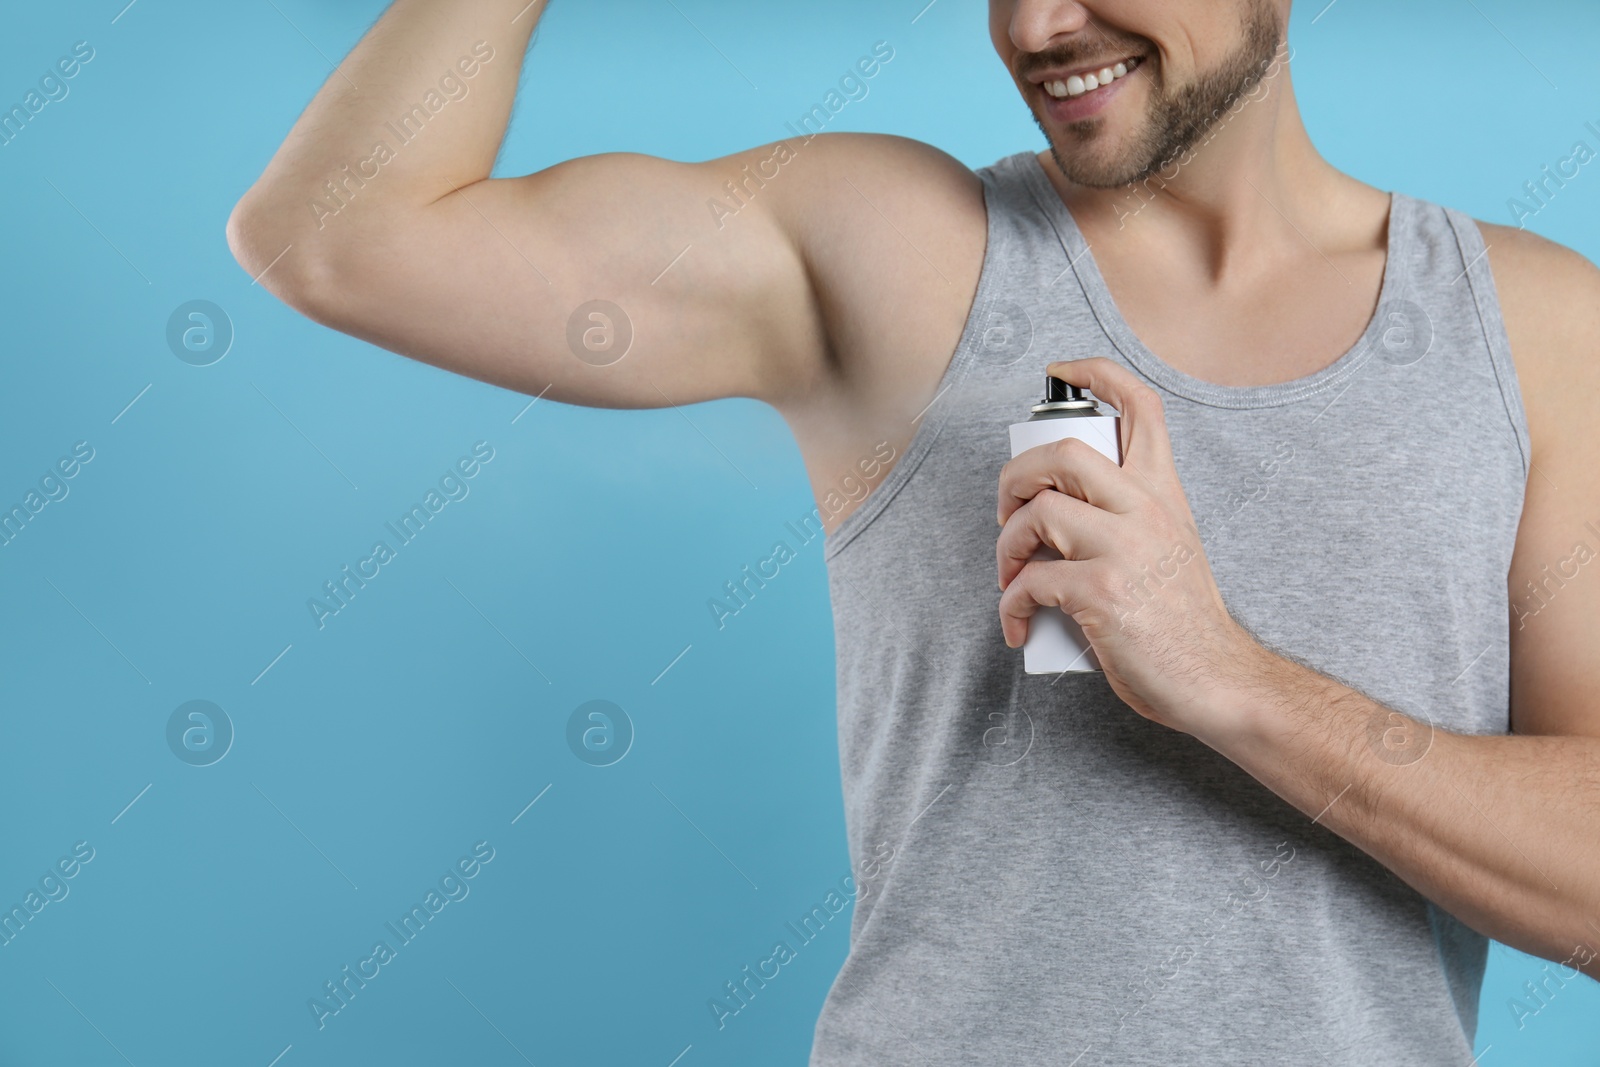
top-left (1, 0), bottom-right (1597, 1063)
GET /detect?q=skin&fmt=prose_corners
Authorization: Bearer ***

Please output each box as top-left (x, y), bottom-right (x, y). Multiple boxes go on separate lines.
top-left (229, 0), bottom-right (1600, 983)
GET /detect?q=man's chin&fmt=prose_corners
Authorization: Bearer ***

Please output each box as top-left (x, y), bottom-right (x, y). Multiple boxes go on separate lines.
top-left (1033, 114), bottom-right (1159, 190)
top-left (1044, 142), bottom-right (1161, 191)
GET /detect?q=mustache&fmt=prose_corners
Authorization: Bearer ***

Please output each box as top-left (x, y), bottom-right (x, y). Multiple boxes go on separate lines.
top-left (1018, 41), bottom-right (1145, 80)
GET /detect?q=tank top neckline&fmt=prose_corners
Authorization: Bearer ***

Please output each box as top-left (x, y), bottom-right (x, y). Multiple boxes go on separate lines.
top-left (1010, 150), bottom-right (1411, 410)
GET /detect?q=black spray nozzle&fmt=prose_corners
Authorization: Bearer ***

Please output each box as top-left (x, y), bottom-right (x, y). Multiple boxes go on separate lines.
top-left (1044, 375), bottom-right (1087, 404)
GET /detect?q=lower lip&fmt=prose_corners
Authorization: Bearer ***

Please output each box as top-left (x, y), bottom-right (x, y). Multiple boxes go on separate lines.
top-left (1040, 66), bottom-right (1136, 123)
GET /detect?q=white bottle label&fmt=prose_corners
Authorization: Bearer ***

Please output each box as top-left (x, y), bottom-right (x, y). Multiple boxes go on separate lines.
top-left (1006, 413), bottom-right (1121, 674)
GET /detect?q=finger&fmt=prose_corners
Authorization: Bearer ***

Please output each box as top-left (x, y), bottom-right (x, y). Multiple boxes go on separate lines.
top-left (998, 433), bottom-right (1140, 525)
top-left (996, 489), bottom-right (1116, 589)
top-left (1043, 357), bottom-right (1176, 482)
top-left (997, 558), bottom-right (1100, 648)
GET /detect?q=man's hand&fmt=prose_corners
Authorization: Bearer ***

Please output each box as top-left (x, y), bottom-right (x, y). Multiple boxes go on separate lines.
top-left (993, 309), bottom-right (1600, 979)
top-left (996, 357), bottom-right (1266, 736)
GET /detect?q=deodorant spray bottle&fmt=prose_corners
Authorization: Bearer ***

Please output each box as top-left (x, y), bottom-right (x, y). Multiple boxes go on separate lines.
top-left (1006, 374), bottom-right (1123, 674)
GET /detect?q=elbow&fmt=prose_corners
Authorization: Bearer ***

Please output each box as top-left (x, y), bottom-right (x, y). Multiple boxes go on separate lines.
top-left (225, 188), bottom-right (338, 313)
top-left (226, 190), bottom-right (281, 283)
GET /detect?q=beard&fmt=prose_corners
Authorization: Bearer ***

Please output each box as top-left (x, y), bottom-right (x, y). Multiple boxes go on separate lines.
top-left (1030, 0), bottom-right (1285, 189)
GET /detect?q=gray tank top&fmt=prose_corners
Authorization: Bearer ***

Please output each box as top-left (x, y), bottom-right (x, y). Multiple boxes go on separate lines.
top-left (812, 150), bottom-right (1528, 1065)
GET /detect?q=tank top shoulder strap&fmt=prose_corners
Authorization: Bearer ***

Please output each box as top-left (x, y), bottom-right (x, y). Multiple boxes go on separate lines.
top-left (1424, 198), bottom-right (1532, 479)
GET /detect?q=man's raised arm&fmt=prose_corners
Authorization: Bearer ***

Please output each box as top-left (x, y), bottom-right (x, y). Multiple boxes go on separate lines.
top-left (225, 0), bottom-right (828, 408)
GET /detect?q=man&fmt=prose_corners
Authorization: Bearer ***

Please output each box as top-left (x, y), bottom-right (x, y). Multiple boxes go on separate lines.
top-left (227, 0), bottom-right (1600, 1062)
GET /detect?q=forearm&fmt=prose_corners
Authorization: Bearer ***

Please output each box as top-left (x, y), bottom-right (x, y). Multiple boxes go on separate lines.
top-left (1203, 644), bottom-right (1600, 977)
top-left (229, 0), bottom-right (545, 271)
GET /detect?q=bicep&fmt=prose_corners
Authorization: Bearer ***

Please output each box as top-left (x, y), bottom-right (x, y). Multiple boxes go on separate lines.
top-left (1494, 227), bottom-right (1600, 739)
top-left (296, 148), bottom-right (827, 408)
top-left (1507, 451), bottom-right (1600, 739)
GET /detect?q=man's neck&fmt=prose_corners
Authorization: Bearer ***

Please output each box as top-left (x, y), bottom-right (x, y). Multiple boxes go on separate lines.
top-left (1044, 71), bottom-right (1367, 280)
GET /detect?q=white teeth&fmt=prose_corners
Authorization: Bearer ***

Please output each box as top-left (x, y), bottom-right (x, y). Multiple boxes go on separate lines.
top-left (1043, 58), bottom-right (1138, 99)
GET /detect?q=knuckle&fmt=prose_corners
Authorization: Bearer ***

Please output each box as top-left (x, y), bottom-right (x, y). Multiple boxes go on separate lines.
top-left (1052, 435), bottom-right (1087, 463)
top-left (996, 523), bottom-right (1023, 560)
top-left (1033, 487), bottom-right (1070, 524)
top-left (1085, 565), bottom-right (1120, 603)
top-left (998, 574), bottom-right (1031, 614)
